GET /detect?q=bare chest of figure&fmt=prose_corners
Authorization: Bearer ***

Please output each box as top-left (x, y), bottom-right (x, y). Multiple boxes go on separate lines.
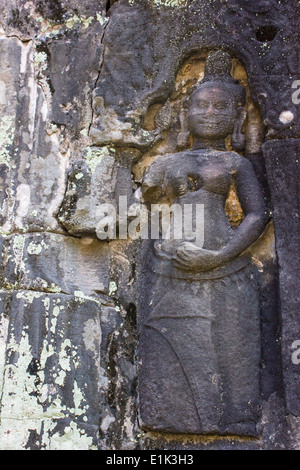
top-left (159, 151), bottom-right (237, 252)
top-left (163, 151), bottom-right (234, 202)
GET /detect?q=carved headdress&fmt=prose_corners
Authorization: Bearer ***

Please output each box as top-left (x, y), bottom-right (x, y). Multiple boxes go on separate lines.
top-left (197, 50), bottom-right (246, 106)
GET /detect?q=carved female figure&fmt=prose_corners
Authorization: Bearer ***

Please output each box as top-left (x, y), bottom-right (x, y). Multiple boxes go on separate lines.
top-left (138, 51), bottom-right (267, 436)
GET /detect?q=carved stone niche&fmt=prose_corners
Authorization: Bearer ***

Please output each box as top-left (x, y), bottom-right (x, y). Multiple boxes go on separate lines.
top-left (136, 50), bottom-right (269, 436)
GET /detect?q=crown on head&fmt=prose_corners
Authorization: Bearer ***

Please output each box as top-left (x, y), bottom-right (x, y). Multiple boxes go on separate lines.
top-left (196, 50), bottom-right (246, 105)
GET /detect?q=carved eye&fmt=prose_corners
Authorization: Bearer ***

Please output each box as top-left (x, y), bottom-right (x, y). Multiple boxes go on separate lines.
top-left (197, 100), bottom-right (209, 108)
top-left (214, 102), bottom-right (227, 110)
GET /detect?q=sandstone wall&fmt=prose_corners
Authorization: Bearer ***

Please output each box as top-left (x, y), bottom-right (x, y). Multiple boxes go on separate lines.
top-left (0, 0), bottom-right (299, 450)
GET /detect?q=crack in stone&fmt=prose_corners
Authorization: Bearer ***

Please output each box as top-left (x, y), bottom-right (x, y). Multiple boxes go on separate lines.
top-left (88, 15), bottom-right (111, 138)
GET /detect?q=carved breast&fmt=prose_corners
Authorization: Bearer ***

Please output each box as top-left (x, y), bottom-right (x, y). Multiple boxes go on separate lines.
top-left (198, 161), bottom-right (232, 195)
top-left (164, 155), bottom-right (232, 200)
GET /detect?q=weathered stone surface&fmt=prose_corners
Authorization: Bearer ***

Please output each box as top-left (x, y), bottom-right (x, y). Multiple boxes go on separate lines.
top-left (248, 223), bottom-right (283, 401)
top-left (0, 4), bottom-right (109, 234)
top-left (0, 37), bottom-right (67, 233)
top-left (0, 290), bottom-right (101, 450)
top-left (99, 304), bottom-right (138, 450)
top-left (37, 20), bottom-right (105, 140)
top-left (0, 0), bottom-right (107, 39)
top-left (263, 139), bottom-right (300, 420)
top-left (58, 146), bottom-right (117, 235)
top-left (0, 233), bottom-right (110, 296)
top-left (58, 146), bottom-right (141, 237)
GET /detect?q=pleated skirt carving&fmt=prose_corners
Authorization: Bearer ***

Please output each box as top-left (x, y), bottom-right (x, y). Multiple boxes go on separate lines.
top-left (138, 264), bottom-right (261, 436)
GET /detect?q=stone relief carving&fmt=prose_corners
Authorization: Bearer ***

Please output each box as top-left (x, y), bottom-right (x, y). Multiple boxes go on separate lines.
top-left (0, 0), bottom-right (298, 451)
top-left (138, 51), bottom-right (268, 435)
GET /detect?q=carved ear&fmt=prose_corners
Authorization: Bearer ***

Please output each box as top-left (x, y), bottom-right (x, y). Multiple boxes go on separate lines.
top-left (177, 109), bottom-right (190, 149)
top-left (231, 107), bottom-right (247, 152)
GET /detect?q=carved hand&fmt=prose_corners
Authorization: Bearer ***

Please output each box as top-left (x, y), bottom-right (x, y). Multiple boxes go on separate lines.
top-left (172, 242), bottom-right (224, 272)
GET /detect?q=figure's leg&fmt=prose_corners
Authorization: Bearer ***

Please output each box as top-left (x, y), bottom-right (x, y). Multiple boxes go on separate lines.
top-left (212, 267), bottom-right (261, 436)
top-left (158, 317), bottom-right (221, 433)
top-left (139, 316), bottom-right (222, 434)
top-left (138, 323), bottom-right (201, 434)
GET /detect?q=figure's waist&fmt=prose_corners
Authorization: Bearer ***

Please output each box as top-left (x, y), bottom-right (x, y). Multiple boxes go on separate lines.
top-left (149, 246), bottom-right (251, 280)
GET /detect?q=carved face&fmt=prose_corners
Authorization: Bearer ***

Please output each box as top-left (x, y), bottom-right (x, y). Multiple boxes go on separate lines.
top-left (187, 85), bottom-right (239, 140)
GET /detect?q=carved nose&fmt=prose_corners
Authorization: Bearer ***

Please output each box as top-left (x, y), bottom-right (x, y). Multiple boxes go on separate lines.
top-left (206, 106), bottom-right (214, 116)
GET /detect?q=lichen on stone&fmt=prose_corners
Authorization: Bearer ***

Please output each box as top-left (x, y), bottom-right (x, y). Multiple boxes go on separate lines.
top-left (33, 51), bottom-right (48, 73)
top-left (109, 281), bottom-right (118, 296)
top-left (65, 15), bottom-right (94, 30)
top-left (27, 241), bottom-right (43, 255)
top-left (153, 0), bottom-right (189, 6)
top-left (84, 146), bottom-right (115, 174)
top-left (0, 115), bottom-right (15, 168)
top-left (16, 291), bottom-right (44, 305)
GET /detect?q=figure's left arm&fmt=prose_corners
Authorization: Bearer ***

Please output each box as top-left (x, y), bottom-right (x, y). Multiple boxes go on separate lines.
top-left (219, 157), bottom-right (268, 263)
